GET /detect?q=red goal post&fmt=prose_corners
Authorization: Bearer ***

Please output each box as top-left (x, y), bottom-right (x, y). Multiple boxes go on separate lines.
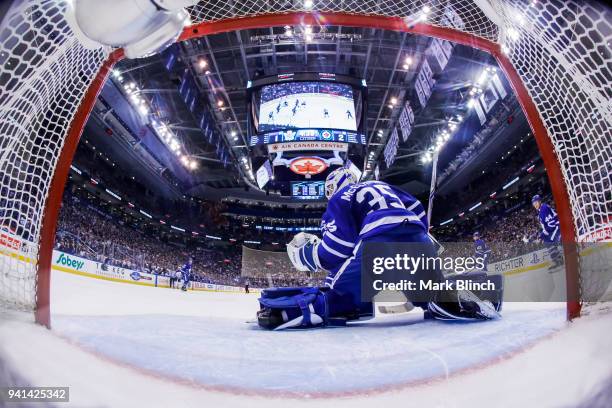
top-left (0, 0), bottom-right (609, 328)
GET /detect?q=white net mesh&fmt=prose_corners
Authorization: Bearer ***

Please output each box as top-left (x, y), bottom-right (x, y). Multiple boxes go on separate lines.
top-left (0, 0), bottom-right (609, 317)
top-left (0, 0), bottom-right (108, 312)
top-left (241, 246), bottom-right (325, 286)
top-left (487, 0), bottom-right (612, 241)
top-left (187, 0), bottom-right (499, 40)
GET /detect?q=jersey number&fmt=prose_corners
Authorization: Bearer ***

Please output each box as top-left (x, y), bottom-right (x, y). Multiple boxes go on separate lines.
top-left (356, 184), bottom-right (405, 214)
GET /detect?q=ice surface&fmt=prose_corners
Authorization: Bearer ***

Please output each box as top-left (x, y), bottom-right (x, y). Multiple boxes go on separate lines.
top-left (1, 271), bottom-right (611, 407)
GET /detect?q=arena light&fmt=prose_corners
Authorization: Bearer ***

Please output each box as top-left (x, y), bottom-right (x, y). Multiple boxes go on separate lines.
top-left (390, 97), bottom-right (398, 105)
top-left (419, 5), bottom-right (431, 22)
top-left (170, 225), bottom-right (185, 232)
top-left (105, 189), bottom-right (121, 201)
top-left (189, 161), bottom-right (198, 170)
top-left (439, 218), bottom-right (453, 226)
top-left (513, 12), bottom-right (526, 26)
top-left (467, 98), bottom-right (477, 109)
top-left (284, 25), bottom-right (293, 37)
top-left (469, 202), bottom-right (482, 211)
top-left (205, 234), bottom-right (221, 240)
top-left (502, 176), bottom-right (520, 190)
top-left (244, 240), bottom-right (261, 244)
top-left (304, 25), bottom-right (313, 35)
top-left (303, 0), bottom-right (313, 9)
top-left (198, 58), bottom-right (207, 68)
top-left (402, 56), bottom-right (413, 70)
top-left (139, 210), bottom-right (153, 219)
top-left (507, 27), bottom-right (521, 41)
top-left (70, 165), bottom-right (82, 174)
top-left (217, 99), bottom-right (224, 107)
top-left (476, 71), bottom-right (488, 86)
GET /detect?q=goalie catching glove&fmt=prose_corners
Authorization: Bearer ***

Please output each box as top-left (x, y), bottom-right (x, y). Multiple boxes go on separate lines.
top-left (287, 232), bottom-right (321, 272)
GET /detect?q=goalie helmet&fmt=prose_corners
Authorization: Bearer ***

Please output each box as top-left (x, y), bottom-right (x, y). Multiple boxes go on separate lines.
top-left (325, 167), bottom-right (358, 199)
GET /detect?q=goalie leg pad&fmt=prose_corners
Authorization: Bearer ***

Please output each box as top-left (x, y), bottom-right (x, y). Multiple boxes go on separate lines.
top-left (257, 287), bottom-right (329, 330)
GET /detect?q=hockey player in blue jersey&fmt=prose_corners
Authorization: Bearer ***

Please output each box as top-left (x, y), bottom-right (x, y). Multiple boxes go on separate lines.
top-left (179, 257), bottom-right (193, 291)
top-left (256, 168), bottom-right (502, 330)
top-left (532, 195), bottom-right (563, 270)
top-left (473, 232), bottom-right (491, 272)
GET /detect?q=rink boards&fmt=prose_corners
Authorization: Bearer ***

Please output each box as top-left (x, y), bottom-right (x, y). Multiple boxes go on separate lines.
top-left (0, 231), bottom-right (255, 294)
top-left (1, 230), bottom-right (610, 300)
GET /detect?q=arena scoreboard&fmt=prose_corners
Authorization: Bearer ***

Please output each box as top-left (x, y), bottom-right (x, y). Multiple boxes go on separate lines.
top-left (291, 181), bottom-right (325, 200)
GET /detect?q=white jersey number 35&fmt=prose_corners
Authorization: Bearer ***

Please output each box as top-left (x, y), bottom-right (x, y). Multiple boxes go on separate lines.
top-left (356, 184), bottom-right (405, 214)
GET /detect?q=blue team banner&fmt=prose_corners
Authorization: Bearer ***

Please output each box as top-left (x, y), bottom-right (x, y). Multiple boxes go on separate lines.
top-left (249, 129), bottom-right (366, 146)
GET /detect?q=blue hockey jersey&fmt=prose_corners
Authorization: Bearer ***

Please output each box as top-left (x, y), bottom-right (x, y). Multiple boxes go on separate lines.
top-left (538, 203), bottom-right (560, 242)
top-left (179, 262), bottom-right (192, 276)
top-left (316, 181), bottom-right (427, 272)
top-left (474, 239), bottom-right (491, 257)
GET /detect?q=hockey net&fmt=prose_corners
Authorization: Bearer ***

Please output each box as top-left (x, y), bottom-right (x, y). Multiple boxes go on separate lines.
top-left (0, 0), bottom-right (610, 325)
top-left (241, 246), bottom-right (326, 287)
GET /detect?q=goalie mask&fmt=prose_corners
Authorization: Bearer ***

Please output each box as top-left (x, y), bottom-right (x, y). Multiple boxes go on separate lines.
top-left (325, 168), bottom-right (358, 199)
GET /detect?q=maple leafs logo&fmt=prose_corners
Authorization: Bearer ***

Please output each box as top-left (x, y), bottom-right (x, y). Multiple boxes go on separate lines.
top-left (321, 220), bottom-right (337, 233)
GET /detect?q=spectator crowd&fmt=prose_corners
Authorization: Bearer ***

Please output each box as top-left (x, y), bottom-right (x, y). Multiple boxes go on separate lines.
top-left (54, 192), bottom-right (316, 288)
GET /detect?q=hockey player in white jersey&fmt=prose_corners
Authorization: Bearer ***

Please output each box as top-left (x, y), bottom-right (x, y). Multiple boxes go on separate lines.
top-left (256, 168), bottom-right (502, 330)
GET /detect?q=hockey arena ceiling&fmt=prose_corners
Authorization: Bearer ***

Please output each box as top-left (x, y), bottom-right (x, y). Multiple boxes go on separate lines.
top-left (85, 24), bottom-right (525, 202)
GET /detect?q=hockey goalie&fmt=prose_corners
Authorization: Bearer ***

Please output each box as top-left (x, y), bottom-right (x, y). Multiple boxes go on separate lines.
top-left (257, 168), bottom-right (503, 330)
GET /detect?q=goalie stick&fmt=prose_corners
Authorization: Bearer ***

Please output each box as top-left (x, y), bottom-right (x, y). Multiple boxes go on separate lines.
top-left (377, 302), bottom-right (415, 314)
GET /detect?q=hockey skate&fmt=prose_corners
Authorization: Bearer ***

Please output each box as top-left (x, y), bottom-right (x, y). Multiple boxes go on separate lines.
top-left (547, 259), bottom-right (563, 273)
top-left (457, 289), bottom-right (500, 320)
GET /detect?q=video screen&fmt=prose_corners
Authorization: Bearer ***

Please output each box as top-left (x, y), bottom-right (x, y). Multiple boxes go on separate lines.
top-left (259, 82), bottom-right (357, 133)
top-left (291, 181), bottom-right (325, 200)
